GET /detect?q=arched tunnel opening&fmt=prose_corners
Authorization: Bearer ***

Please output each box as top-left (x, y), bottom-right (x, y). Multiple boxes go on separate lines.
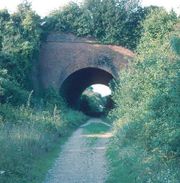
top-left (60, 67), bottom-right (114, 117)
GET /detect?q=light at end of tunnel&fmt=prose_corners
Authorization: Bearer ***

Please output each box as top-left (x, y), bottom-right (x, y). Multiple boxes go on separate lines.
top-left (92, 84), bottom-right (111, 97)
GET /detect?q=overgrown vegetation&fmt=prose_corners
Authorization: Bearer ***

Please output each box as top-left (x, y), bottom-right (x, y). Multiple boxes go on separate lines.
top-left (0, 2), bottom-right (88, 182)
top-left (0, 102), bottom-right (88, 183)
top-left (107, 8), bottom-right (180, 183)
top-left (1, 0), bottom-right (180, 182)
top-left (79, 86), bottom-right (111, 117)
top-left (0, 4), bottom-right (41, 90)
top-left (43, 0), bottom-right (149, 50)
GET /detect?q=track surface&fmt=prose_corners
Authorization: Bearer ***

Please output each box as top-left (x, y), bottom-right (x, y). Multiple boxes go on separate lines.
top-left (44, 118), bottom-right (112, 183)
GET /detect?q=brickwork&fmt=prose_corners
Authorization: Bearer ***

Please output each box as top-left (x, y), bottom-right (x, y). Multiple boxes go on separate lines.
top-left (39, 33), bottom-right (134, 91)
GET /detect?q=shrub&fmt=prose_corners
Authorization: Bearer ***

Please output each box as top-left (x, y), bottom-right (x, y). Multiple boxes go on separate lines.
top-left (107, 9), bottom-right (180, 182)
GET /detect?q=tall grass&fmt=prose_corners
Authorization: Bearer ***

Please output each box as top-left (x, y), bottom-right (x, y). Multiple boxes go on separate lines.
top-left (0, 104), bottom-right (88, 183)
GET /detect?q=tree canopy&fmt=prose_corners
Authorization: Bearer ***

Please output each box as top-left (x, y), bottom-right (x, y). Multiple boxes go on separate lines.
top-left (0, 1), bottom-right (42, 104)
top-left (44, 0), bottom-right (148, 50)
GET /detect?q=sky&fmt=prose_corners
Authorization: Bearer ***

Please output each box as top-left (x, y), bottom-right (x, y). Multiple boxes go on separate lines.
top-left (92, 84), bottom-right (111, 97)
top-left (0, 0), bottom-right (82, 16)
top-left (0, 0), bottom-right (179, 17)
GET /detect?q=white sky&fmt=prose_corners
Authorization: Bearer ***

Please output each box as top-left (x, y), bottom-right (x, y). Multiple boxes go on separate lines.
top-left (92, 84), bottom-right (111, 97)
top-left (0, 0), bottom-right (82, 16)
top-left (0, 0), bottom-right (179, 17)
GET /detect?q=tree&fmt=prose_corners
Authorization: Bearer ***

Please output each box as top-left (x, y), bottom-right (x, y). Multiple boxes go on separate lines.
top-left (44, 0), bottom-right (148, 50)
top-left (0, 9), bottom-right (10, 50)
top-left (83, 0), bottom-right (146, 49)
top-left (108, 8), bottom-right (180, 182)
top-left (0, 1), bottom-right (42, 89)
top-left (0, 1), bottom-right (42, 105)
top-left (79, 86), bottom-right (108, 116)
top-left (43, 2), bottom-right (91, 35)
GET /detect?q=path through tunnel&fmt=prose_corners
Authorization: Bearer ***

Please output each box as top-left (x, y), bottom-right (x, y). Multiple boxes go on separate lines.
top-left (60, 67), bottom-right (114, 116)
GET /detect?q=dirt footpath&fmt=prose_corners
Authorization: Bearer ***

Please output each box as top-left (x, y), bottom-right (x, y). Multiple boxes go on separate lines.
top-left (44, 118), bottom-right (112, 183)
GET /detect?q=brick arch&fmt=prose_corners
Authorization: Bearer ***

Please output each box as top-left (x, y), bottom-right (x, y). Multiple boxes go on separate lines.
top-left (39, 33), bottom-right (134, 96)
top-left (59, 64), bottom-right (116, 88)
top-left (60, 67), bottom-right (114, 106)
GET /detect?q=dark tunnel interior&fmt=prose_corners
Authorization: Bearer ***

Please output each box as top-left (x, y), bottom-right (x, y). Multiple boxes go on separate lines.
top-left (60, 67), bottom-right (114, 112)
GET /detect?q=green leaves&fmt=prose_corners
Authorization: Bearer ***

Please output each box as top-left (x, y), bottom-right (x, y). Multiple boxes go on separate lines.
top-left (0, 1), bottom-right (42, 91)
top-left (79, 86), bottom-right (108, 116)
top-left (49, 3), bottom-right (94, 36)
top-left (171, 36), bottom-right (180, 56)
top-left (44, 0), bottom-right (146, 50)
top-left (84, 0), bottom-right (145, 49)
top-left (108, 8), bottom-right (180, 182)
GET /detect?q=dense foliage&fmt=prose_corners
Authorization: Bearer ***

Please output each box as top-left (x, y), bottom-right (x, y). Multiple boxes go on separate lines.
top-left (0, 2), bottom-right (42, 104)
top-left (0, 2), bottom-right (88, 182)
top-left (79, 86), bottom-right (109, 116)
top-left (107, 8), bottom-right (180, 182)
top-left (44, 0), bottom-right (148, 50)
top-left (0, 1), bottom-right (179, 182)
top-left (0, 4), bottom-right (41, 86)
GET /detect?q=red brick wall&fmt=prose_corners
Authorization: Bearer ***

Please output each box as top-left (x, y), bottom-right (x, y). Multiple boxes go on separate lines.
top-left (39, 33), bottom-right (134, 90)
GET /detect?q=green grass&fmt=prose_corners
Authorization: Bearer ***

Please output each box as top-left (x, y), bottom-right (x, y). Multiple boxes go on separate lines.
top-left (106, 140), bottom-right (180, 183)
top-left (83, 123), bottom-right (110, 134)
top-left (82, 122), bottom-right (110, 146)
top-left (106, 142), bottom-right (143, 183)
top-left (0, 104), bottom-right (88, 183)
top-left (0, 126), bottom-right (72, 183)
top-left (30, 135), bottom-right (69, 183)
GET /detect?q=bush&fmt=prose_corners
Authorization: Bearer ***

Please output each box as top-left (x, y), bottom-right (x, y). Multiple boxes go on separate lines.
top-left (0, 65), bottom-right (29, 105)
top-left (107, 9), bottom-right (180, 183)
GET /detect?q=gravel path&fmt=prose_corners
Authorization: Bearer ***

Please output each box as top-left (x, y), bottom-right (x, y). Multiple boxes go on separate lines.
top-left (44, 118), bottom-right (112, 183)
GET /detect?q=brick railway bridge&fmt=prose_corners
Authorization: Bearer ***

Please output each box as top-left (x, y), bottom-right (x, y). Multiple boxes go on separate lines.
top-left (38, 33), bottom-right (134, 106)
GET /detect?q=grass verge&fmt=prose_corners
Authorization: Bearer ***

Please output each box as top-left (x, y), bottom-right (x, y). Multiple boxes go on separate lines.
top-left (0, 104), bottom-right (88, 183)
top-left (82, 121), bottom-right (110, 146)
